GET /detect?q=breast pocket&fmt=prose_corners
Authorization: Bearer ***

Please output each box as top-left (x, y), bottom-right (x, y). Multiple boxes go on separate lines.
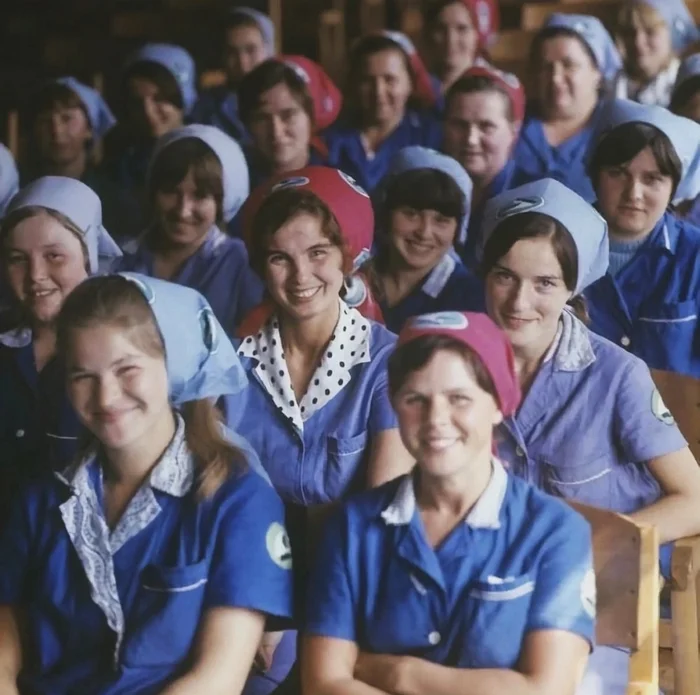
top-left (635, 300), bottom-right (697, 373)
top-left (324, 431), bottom-right (369, 501)
top-left (462, 574), bottom-right (535, 668)
top-left (122, 560), bottom-right (209, 667)
top-left (541, 455), bottom-right (612, 506)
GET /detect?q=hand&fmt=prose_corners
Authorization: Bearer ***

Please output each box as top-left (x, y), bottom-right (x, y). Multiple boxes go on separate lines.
top-left (354, 652), bottom-right (411, 694)
top-left (254, 630), bottom-right (285, 673)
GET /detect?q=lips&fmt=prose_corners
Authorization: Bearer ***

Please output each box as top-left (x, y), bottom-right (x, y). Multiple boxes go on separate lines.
top-left (289, 287), bottom-right (322, 300)
top-left (27, 288), bottom-right (57, 300)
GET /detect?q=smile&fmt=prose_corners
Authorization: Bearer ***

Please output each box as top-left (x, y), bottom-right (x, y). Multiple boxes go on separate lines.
top-left (423, 437), bottom-right (458, 451)
top-left (290, 287), bottom-right (322, 299)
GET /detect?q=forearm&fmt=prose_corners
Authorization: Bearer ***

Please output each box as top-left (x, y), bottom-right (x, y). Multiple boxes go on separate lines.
top-left (307, 678), bottom-right (388, 695)
top-left (630, 492), bottom-right (700, 543)
top-left (0, 606), bottom-right (22, 691)
top-left (0, 671), bottom-right (20, 695)
top-left (159, 669), bottom-right (244, 695)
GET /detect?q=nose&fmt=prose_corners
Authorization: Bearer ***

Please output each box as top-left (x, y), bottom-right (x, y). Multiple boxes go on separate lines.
top-left (49, 114), bottom-right (64, 139)
top-left (550, 63), bottom-right (566, 87)
top-left (96, 373), bottom-right (122, 411)
top-left (270, 115), bottom-right (286, 142)
top-left (466, 124), bottom-right (480, 147)
top-left (142, 97), bottom-right (161, 128)
top-left (426, 396), bottom-right (450, 426)
top-left (633, 28), bottom-right (646, 54)
top-left (175, 194), bottom-right (195, 219)
top-left (27, 256), bottom-right (49, 284)
top-left (625, 177), bottom-right (644, 202)
top-left (291, 256), bottom-right (314, 284)
top-left (509, 281), bottom-right (534, 313)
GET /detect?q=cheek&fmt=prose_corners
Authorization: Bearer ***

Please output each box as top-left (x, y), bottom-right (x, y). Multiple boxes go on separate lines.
top-left (56, 259), bottom-right (89, 288)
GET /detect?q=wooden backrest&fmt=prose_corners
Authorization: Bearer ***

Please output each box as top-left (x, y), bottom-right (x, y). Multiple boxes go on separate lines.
top-left (360, 0), bottom-right (386, 35)
top-left (319, 9), bottom-right (347, 84)
top-left (490, 29), bottom-right (535, 63)
top-left (650, 370), bottom-right (700, 463)
top-left (568, 502), bottom-right (659, 690)
top-left (521, 1), bottom-right (620, 30)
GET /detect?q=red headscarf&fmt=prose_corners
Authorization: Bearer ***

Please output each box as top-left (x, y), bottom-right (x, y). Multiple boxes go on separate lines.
top-left (462, 60), bottom-right (525, 123)
top-left (459, 0), bottom-right (500, 54)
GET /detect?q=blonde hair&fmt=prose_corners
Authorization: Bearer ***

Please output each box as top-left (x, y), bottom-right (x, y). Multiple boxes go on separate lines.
top-left (56, 275), bottom-right (247, 500)
top-left (616, 2), bottom-right (675, 70)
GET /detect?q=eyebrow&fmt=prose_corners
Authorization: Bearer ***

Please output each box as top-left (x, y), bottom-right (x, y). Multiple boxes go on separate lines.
top-left (68, 355), bottom-right (139, 375)
top-left (266, 242), bottom-right (334, 256)
top-left (493, 263), bottom-right (562, 281)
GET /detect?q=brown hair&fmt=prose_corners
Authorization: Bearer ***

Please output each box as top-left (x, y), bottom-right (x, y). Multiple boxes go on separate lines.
top-left (249, 188), bottom-right (348, 277)
top-left (445, 73), bottom-right (516, 122)
top-left (24, 82), bottom-right (89, 130)
top-left (148, 137), bottom-right (225, 226)
top-left (124, 61), bottom-right (184, 111)
top-left (480, 212), bottom-right (588, 322)
top-left (388, 334), bottom-right (497, 400)
top-left (56, 275), bottom-right (246, 500)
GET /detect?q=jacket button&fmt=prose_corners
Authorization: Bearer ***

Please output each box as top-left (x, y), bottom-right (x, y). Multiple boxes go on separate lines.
top-left (15, 429), bottom-right (25, 438)
top-left (515, 446), bottom-right (524, 457)
top-left (428, 631), bottom-right (441, 645)
top-left (621, 336), bottom-right (631, 347)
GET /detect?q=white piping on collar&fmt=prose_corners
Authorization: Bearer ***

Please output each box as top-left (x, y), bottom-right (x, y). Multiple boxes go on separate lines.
top-left (422, 254), bottom-right (456, 299)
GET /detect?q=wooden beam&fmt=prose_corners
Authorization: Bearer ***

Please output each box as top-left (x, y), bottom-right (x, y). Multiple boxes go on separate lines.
top-left (319, 9), bottom-right (346, 84)
top-left (360, 0), bottom-right (385, 35)
top-left (268, 0), bottom-right (283, 53)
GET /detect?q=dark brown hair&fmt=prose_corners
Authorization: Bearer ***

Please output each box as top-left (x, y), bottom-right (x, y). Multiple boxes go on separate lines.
top-left (424, 0), bottom-right (475, 28)
top-left (24, 82), bottom-right (89, 131)
top-left (444, 73), bottom-right (515, 122)
top-left (238, 59), bottom-right (314, 127)
top-left (530, 25), bottom-right (599, 72)
top-left (124, 61), bottom-right (184, 111)
top-left (670, 75), bottom-right (700, 114)
top-left (388, 334), bottom-right (497, 399)
top-left (148, 137), bottom-right (225, 225)
top-left (480, 211), bottom-right (588, 322)
top-left (56, 274), bottom-right (246, 499)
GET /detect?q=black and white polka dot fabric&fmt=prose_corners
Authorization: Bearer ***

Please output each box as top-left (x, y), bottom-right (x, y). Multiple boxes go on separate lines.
top-left (238, 301), bottom-right (372, 431)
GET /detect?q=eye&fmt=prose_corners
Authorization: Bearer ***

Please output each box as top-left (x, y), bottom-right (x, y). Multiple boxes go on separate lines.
top-left (311, 247), bottom-right (329, 259)
top-left (537, 278), bottom-right (557, 290)
top-left (398, 206), bottom-right (419, 220)
top-left (117, 365), bottom-right (138, 377)
top-left (492, 269), bottom-right (514, 283)
top-left (434, 213), bottom-right (453, 226)
top-left (46, 252), bottom-right (64, 262)
top-left (6, 254), bottom-right (26, 266)
top-left (403, 394), bottom-right (427, 406)
top-left (267, 253), bottom-right (288, 265)
top-left (449, 393), bottom-right (471, 405)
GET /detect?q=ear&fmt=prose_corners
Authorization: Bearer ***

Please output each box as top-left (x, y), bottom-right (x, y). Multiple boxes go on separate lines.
top-left (491, 407), bottom-right (504, 427)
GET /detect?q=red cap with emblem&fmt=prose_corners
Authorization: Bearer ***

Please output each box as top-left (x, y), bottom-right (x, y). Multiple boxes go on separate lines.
top-left (397, 311), bottom-right (521, 416)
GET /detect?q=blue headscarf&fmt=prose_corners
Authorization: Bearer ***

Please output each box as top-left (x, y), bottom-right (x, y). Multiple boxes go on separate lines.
top-left (545, 13), bottom-right (623, 83)
top-left (374, 146), bottom-right (473, 246)
top-left (481, 178), bottom-right (609, 293)
top-left (125, 43), bottom-right (198, 114)
top-left (0, 144), bottom-right (19, 217)
top-left (5, 177), bottom-right (122, 274)
top-left (119, 272), bottom-right (247, 403)
top-left (229, 6), bottom-right (276, 56)
top-left (54, 77), bottom-right (116, 140)
top-left (150, 124), bottom-right (250, 223)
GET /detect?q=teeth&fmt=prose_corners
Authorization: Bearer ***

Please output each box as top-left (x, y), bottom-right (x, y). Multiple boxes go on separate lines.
top-left (31, 290), bottom-right (53, 297)
top-left (424, 438), bottom-right (457, 451)
top-left (291, 288), bottom-right (320, 298)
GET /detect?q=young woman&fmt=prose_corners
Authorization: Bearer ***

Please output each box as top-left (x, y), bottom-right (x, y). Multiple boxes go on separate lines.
top-left (442, 62), bottom-right (525, 267)
top-left (238, 56), bottom-right (342, 188)
top-left (116, 124), bottom-right (262, 336)
top-left (512, 13), bottom-right (622, 202)
top-left (423, 0), bottom-right (500, 104)
top-left (369, 145), bottom-right (483, 333)
top-left (325, 31), bottom-right (441, 193)
top-left (303, 311), bottom-right (595, 695)
top-left (192, 7), bottom-right (275, 143)
top-left (0, 143), bottom-right (19, 216)
top-left (671, 53), bottom-right (700, 122)
top-left (0, 272), bottom-right (294, 695)
top-left (614, 0), bottom-right (699, 107)
top-left (480, 177), bottom-right (700, 693)
top-left (585, 98), bottom-right (700, 377)
top-left (0, 176), bottom-right (122, 520)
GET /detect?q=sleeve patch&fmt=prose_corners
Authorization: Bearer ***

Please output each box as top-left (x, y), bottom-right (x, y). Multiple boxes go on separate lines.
top-left (266, 522), bottom-right (293, 570)
top-left (651, 388), bottom-right (675, 425)
top-left (580, 568), bottom-right (596, 619)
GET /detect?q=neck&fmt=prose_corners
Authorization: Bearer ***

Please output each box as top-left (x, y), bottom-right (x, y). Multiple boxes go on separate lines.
top-left (278, 300), bottom-right (341, 363)
top-left (151, 228), bottom-right (211, 277)
top-left (438, 63), bottom-right (471, 92)
top-left (103, 409), bottom-right (177, 489)
top-left (363, 113), bottom-right (403, 144)
top-left (381, 254), bottom-right (434, 303)
top-left (31, 320), bottom-right (56, 342)
top-left (542, 98), bottom-right (596, 128)
top-left (609, 225), bottom-right (656, 244)
top-left (273, 149), bottom-right (310, 174)
top-left (417, 450), bottom-right (493, 517)
top-left (41, 152), bottom-right (88, 180)
top-left (511, 325), bottom-right (559, 391)
top-left (470, 170), bottom-right (500, 207)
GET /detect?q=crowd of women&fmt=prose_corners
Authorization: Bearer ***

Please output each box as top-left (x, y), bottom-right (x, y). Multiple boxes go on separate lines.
top-left (0, 0), bottom-right (700, 693)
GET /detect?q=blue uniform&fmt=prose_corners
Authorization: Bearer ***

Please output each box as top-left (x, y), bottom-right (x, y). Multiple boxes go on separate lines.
top-left (306, 458), bottom-right (595, 669)
top-left (0, 417), bottom-right (294, 695)
top-left (116, 227), bottom-right (263, 336)
top-left (191, 86), bottom-right (250, 144)
top-left (511, 104), bottom-right (604, 202)
top-left (380, 254), bottom-right (485, 333)
top-left (325, 111), bottom-right (442, 193)
top-left (585, 213), bottom-right (700, 377)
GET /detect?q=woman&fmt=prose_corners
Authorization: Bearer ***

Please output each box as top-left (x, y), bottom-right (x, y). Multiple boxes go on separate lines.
top-left (442, 62), bottom-right (525, 266)
top-left (0, 176), bottom-right (122, 518)
top-left (480, 177), bottom-right (700, 693)
top-left (303, 311), bottom-right (595, 695)
top-left (192, 7), bottom-right (275, 143)
top-left (103, 42), bottom-right (198, 233)
top-left (0, 143), bottom-right (19, 216)
top-left (369, 145), bottom-right (483, 333)
top-left (0, 272), bottom-right (294, 695)
top-left (585, 98), bottom-right (700, 377)
top-left (671, 53), bottom-right (700, 121)
top-left (116, 124), bottom-right (262, 336)
top-left (512, 13), bottom-right (622, 202)
top-left (614, 0), bottom-right (699, 107)
top-left (238, 55), bottom-right (342, 188)
top-left (325, 31), bottom-right (441, 193)
top-left (423, 0), bottom-right (500, 104)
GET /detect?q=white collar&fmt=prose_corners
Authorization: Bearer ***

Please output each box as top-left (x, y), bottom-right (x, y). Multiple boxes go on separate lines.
top-left (550, 309), bottom-right (596, 372)
top-left (422, 253), bottom-right (457, 299)
top-left (380, 457), bottom-right (508, 530)
top-left (616, 58), bottom-right (680, 106)
top-left (238, 300), bottom-right (372, 431)
top-left (0, 325), bottom-right (32, 348)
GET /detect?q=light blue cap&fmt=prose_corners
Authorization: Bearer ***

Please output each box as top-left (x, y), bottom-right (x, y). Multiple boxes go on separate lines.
top-left (592, 98), bottom-right (700, 202)
top-left (634, 0), bottom-right (700, 54)
top-left (54, 77), bottom-right (116, 140)
top-left (481, 178), bottom-right (609, 293)
top-left (119, 272), bottom-right (248, 404)
top-left (126, 43), bottom-right (198, 114)
top-left (229, 6), bottom-right (276, 56)
top-left (150, 124), bottom-right (249, 223)
top-left (0, 144), bottom-right (19, 217)
top-left (545, 13), bottom-right (623, 82)
top-left (375, 146), bottom-right (473, 246)
top-left (5, 176), bottom-right (122, 274)
top-left (672, 52), bottom-right (700, 101)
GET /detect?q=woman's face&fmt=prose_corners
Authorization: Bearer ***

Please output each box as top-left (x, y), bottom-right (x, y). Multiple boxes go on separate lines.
top-left (443, 90), bottom-right (518, 183)
top-left (224, 24), bottom-right (267, 84)
top-left (358, 49), bottom-right (413, 126)
top-left (126, 76), bottom-right (184, 139)
top-left (535, 36), bottom-right (601, 119)
top-left (248, 82), bottom-right (312, 172)
top-left (153, 169), bottom-right (218, 248)
top-left (4, 212), bottom-right (88, 325)
top-left (66, 323), bottom-right (171, 454)
top-left (264, 212), bottom-right (345, 324)
top-left (485, 236), bottom-right (572, 354)
top-left (389, 206), bottom-right (458, 273)
top-left (34, 104), bottom-right (92, 167)
top-left (429, 2), bottom-right (478, 74)
top-left (596, 145), bottom-right (674, 240)
top-left (393, 348), bottom-right (502, 477)
top-left (619, 16), bottom-right (673, 81)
